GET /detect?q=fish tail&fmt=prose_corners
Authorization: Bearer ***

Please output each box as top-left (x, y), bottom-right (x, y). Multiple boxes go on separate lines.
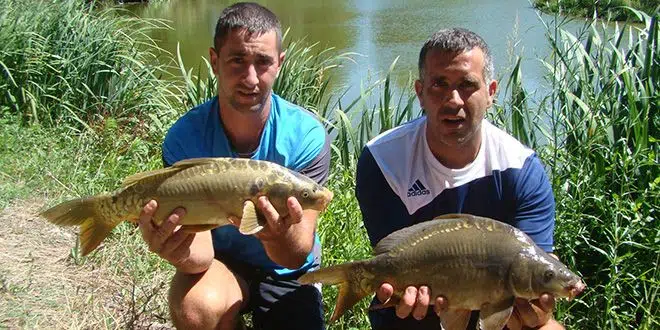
top-left (39, 195), bottom-right (120, 256)
top-left (298, 262), bottom-right (371, 323)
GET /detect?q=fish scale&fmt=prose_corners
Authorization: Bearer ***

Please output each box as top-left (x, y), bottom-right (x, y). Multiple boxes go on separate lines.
top-left (299, 214), bottom-right (585, 330)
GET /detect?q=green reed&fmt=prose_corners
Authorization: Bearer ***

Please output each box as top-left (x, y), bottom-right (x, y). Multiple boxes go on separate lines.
top-left (0, 0), bottom-right (179, 136)
top-left (533, 0), bottom-right (658, 21)
top-left (539, 9), bottom-right (658, 329)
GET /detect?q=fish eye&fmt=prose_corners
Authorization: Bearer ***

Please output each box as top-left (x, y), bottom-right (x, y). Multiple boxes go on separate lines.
top-left (543, 270), bottom-right (555, 283)
top-left (301, 190), bottom-right (310, 198)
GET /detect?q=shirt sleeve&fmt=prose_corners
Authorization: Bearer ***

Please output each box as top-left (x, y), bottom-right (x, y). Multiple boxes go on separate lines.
top-left (514, 155), bottom-right (556, 252)
top-left (356, 147), bottom-right (411, 247)
top-left (299, 133), bottom-right (331, 186)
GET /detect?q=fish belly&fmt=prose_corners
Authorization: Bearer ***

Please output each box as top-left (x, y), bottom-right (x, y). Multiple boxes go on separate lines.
top-left (149, 172), bottom-right (249, 227)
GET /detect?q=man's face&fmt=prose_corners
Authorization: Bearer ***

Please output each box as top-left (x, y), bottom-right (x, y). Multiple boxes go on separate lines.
top-left (415, 47), bottom-right (497, 150)
top-left (210, 28), bottom-right (284, 113)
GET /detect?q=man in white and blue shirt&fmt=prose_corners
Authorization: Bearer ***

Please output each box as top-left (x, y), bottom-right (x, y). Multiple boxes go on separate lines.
top-left (356, 28), bottom-right (564, 330)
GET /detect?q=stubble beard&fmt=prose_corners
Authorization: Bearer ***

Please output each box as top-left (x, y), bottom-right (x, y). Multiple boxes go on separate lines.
top-left (229, 90), bottom-right (270, 114)
top-left (436, 120), bottom-right (482, 149)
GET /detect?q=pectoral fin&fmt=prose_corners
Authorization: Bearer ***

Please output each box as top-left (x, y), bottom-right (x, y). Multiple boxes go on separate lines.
top-left (479, 298), bottom-right (514, 330)
top-left (239, 200), bottom-right (264, 235)
top-left (438, 309), bottom-right (472, 330)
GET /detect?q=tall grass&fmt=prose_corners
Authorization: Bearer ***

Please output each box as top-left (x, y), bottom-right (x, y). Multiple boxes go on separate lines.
top-left (327, 58), bottom-right (419, 169)
top-left (538, 9), bottom-right (658, 329)
top-left (0, 1), bottom-right (182, 326)
top-left (533, 0), bottom-right (658, 21)
top-left (0, 0), bottom-right (179, 135)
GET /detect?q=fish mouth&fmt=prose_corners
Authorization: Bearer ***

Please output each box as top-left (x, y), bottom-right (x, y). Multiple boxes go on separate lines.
top-left (314, 189), bottom-right (334, 211)
top-left (565, 280), bottom-right (586, 300)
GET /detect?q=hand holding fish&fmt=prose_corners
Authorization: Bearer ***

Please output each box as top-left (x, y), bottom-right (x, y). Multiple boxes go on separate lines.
top-left (138, 200), bottom-right (214, 274)
top-left (253, 196), bottom-right (304, 241)
top-left (507, 295), bottom-right (565, 330)
top-left (229, 195), bottom-right (316, 269)
top-left (376, 283), bottom-right (449, 320)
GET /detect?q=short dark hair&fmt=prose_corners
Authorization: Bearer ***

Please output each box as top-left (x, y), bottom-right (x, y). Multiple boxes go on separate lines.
top-left (213, 2), bottom-right (282, 52)
top-left (418, 28), bottom-right (494, 82)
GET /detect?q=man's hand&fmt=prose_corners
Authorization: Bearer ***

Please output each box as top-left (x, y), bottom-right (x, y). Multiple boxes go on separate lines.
top-left (137, 200), bottom-right (195, 266)
top-left (507, 294), bottom-right (564, 330)
top-left (228, 196), bottom-right (314, 269)
top-left (251, 196), bottom-right (304, 241)
top-left (376, 283), bottom-right (448, 320)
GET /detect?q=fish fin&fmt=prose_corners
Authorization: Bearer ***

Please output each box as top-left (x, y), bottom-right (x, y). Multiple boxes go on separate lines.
top-left (478, 298), bottom-right (514, 330)
top-left (180, 224), bottom-right (222, 232)
top-left (170, 157), bottom-right (222, 167)
top-left (438, 309), bottom-right (472, 330)
top-left (432, 213), bottom-right (472, 221)
top-left (238, 200), bottom-right (264, 235)
top-left (298, 262), bottom-right (370, 323)
top-left (121, 157), bottom-right (221, 187)
top-left (373, 220), bottom-right (447, 255)
top-left (79, 216), bottom-right (116, 256)
top-left (121, 166), bottom-right (182, 187)
top-left (40, 195), bottom-right (121, 256)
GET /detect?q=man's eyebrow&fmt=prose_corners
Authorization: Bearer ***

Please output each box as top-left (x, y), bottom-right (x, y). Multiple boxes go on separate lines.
top-left (463, 75), bottom-right (481, 84)
top-left (256, 53), bottom-right (274, 60)
top-left (429, 75), bottom-right (447, 82)
top-left (227, 50), bottom-right (247, 57)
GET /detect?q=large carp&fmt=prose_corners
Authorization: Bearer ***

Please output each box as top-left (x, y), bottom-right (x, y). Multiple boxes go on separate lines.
top-left (299, 214), bottom-right (585, 330)
top-left (40, 157), bottom-right (333, 256)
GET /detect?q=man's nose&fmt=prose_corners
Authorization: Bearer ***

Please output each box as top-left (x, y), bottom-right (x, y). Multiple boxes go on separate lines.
top-left (243, 64), bottom-right (259, 86)
top-left (445, 89), bottom-right (464, 108)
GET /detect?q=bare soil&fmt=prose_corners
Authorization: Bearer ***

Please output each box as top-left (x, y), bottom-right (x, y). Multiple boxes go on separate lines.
top-left (0, 200), bottom-right (174, 330)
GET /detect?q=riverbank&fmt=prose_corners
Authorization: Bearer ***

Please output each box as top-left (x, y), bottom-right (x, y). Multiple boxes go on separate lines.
top-left (1, 1), bottom-right (657, 329)
top-left (533, 0), bottom-right (658, 21)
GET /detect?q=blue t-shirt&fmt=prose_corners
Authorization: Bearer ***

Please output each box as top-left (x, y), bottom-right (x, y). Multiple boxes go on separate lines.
top-left (355, 117), bottom-right (556, 328)
top-left (162, 94), bottom-right (330, 275)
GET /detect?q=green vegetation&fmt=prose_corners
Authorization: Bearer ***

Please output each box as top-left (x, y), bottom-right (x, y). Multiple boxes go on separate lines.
top-left (533, 0), bottom-right (658, 21)
top-left (0, 0), bottom-right (658, 329)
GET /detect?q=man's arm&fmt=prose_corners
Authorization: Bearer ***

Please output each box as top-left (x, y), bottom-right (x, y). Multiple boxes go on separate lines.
top-left (355, 147), bottom-right (445, 319)
top-left (256, 131), bottom-right (331, 269)
top-left (258, 201), bottom-right (319, 269)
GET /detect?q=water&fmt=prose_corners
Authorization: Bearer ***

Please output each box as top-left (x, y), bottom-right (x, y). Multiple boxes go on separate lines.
top-left (127, 0), bottom-right (593, 104)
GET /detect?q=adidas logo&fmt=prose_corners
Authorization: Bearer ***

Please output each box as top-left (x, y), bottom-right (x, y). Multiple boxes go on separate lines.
top-left (407, 179), bottom-right (430, 197)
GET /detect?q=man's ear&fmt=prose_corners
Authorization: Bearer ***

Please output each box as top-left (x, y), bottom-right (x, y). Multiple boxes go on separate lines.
top-left (415, 79), bottom-right (424, 108)
top-left (209, 47), bottom-right (219, 75)
top-left (277, 51), bottom-right (286, 76)
top-left (487, 79), bottom-right (498, 105)
top-left (279, 51), bottom-right (286, 65)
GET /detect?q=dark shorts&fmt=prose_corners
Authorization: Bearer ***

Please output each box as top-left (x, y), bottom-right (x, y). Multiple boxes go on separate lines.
top-left (216, 252), bottom-right (325, 330)
top-left (368, 297), bottom-right (479, 330)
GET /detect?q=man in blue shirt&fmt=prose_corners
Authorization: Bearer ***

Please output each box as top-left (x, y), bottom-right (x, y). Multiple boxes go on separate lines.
top-left (356, 28), bottom-right (564, 329)
top-left (136, 3), bottom-right (330, 329)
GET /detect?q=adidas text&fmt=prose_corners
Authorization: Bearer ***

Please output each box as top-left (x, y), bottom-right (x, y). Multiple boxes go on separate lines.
top-left (407, 190), bottom-right (430, 197)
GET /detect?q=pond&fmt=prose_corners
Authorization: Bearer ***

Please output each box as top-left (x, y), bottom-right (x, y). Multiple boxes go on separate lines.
top-left (128, 0), bottom-right (593, 104)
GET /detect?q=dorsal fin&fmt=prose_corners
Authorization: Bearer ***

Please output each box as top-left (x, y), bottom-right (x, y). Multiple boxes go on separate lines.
top-left (372, 214), bottom-right (472, 256)
top-left (171, 157), bottom-right (224, 167)
top-left (432, 213), bottom-right (473, 221)
top-left (121, 157), bottom-right (223, 187)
